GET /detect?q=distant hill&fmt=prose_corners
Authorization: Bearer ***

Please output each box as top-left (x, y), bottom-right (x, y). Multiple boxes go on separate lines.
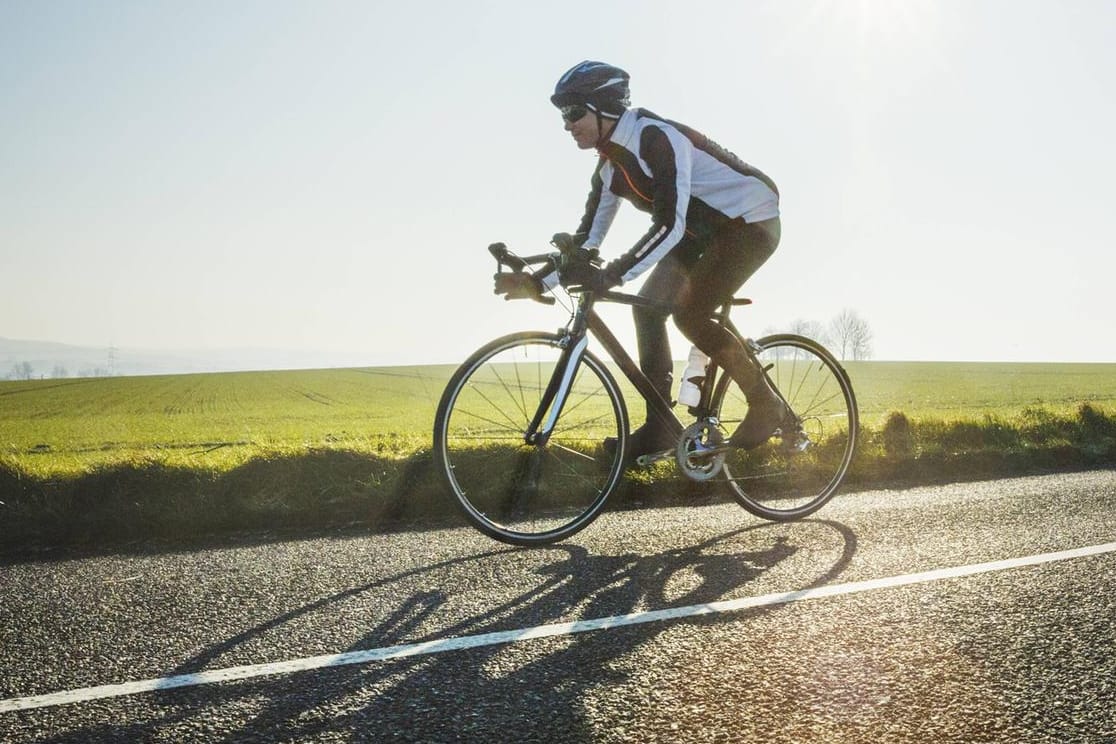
top-left (0, 337), bottom-right (376, 379)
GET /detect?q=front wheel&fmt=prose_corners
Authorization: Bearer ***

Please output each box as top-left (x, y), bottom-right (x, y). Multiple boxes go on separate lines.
top-left (433, 332), bottom-right (629, 545)
top-left (712, 334), bottom-right (858, 521)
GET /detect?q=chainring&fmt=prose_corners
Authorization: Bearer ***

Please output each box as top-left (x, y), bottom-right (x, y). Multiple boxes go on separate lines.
top-left (675, 420), bottom-right (727, 481)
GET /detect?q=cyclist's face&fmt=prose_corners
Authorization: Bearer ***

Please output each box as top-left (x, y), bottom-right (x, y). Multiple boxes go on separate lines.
top-left (564, 110), bottom-right (610, 149)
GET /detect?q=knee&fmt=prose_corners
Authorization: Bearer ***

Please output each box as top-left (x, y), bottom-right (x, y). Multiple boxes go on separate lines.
top-left (674, 310), bottom-right (729, 358)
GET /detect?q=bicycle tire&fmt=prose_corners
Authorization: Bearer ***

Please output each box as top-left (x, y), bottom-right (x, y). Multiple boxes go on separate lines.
top-left (712, 333), bottom-right (858, 521)
top-left (433, 331), bottom-right (629, 545)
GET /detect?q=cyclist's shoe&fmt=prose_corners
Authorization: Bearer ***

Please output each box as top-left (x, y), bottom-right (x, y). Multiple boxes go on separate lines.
top-left (730, 383), bottom-right (793, 450)
top-left (603, 423), bottom-right (676, 463)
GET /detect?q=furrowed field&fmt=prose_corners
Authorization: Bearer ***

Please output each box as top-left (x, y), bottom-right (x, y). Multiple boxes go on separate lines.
top-left (2, 362), bottom-right (1115, 552)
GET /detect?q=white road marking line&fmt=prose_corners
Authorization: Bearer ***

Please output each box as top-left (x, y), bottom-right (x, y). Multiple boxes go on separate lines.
top-left (4, 540), bottom-right (1115, 713)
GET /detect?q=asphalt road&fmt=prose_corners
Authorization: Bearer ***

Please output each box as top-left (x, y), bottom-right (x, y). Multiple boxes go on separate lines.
top-left (1, 471), bottom-right (1114, 743)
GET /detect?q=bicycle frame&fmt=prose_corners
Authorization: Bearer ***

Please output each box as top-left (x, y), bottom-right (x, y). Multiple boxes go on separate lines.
top-left (441, 244), bottom-right (860, 543)
top-left (521, 289), bottom-right (745, 447)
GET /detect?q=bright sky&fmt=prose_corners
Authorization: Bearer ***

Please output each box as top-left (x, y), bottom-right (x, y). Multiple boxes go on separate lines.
top-left (3, 0), bottom-right (1115, 366)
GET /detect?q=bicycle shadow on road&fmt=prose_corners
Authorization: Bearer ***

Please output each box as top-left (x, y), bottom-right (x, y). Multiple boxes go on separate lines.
top-left (35, 519), bottom-right (857, 743)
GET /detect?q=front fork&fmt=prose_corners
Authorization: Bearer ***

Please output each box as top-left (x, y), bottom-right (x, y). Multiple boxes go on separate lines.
top-left (523, 332), bottom-right (589, 446)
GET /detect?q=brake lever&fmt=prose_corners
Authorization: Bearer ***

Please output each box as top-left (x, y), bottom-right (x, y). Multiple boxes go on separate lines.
top-left (488, 242), bottom-right (528, 273)
top-left (487, 242), bottom-right (556, 305)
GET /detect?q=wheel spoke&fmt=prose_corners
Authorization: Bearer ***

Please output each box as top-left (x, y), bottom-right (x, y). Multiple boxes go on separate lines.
top-left (716, 334), bottom-right (857, 521)
top-left (434, 333), bottom-right (627, 545)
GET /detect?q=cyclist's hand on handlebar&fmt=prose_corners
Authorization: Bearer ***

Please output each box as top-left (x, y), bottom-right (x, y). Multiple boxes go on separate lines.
top-left (494, 271), bottom-right (545, 302)
top-left (583, 264), bottom-right (621, 294)
top-left (562, 261), bottom-right (620, 294)
top-left (556, 238), bottom-right (601, 280)
top-left (550, 232), bottom-right (588, 253)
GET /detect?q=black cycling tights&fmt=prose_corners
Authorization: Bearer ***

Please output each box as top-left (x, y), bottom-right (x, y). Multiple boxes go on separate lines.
top-left (633, 216), bottom-right (781, 397)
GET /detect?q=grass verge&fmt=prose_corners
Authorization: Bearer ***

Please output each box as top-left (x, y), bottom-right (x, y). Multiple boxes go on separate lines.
top-left (2, 404), bottom-right (1115, 558)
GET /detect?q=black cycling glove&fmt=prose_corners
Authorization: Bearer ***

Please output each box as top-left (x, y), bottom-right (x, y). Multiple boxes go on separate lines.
top-left (494, 272), bottom-right (544, 301)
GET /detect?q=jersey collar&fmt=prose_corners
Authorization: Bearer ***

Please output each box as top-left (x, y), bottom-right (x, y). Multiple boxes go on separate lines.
top-left (597, 107), bottom-right (639, 153)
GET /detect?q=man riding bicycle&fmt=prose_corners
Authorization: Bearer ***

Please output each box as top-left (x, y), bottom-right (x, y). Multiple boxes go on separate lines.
top-left (496, 60), bottom-right (788, 458)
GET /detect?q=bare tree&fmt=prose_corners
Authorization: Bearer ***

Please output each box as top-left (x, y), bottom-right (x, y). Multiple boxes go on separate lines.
top-left (9, 361), bottom-right (35, 380)
top-left (769, 319), bottom-right (829, 360)
top-left (829, 308), bottom-right (873, 360)
top-left (788, 319), bottom-right (830, 346)
top-left (52, 365), bottom-right (70, 379)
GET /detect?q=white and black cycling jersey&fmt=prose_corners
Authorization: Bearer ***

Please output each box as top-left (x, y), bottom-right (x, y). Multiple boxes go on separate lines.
top-left (578, 107), bottom-right (780, 284)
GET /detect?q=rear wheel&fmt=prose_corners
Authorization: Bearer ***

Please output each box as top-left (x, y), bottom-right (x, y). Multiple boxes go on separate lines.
top-left (712, 334), bottom-right (858, 521)
top-left (433, 332), bottom-right (629, 545)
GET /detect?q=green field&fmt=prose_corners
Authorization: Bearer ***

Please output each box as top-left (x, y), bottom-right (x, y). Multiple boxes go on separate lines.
top-left (3, 361), bottom-right (1115, 479)
top-left (846, 361), bottom-right (1116, 420)
top-left (3, 360), bottom-right (1115, 553)
top-left (0, 366), bottom-right (454, 477)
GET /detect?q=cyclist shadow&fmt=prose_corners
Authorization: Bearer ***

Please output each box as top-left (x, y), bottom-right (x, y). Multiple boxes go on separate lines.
top-left (39, 519), bottom-right (856, 742)
top-left (254, 519), bottom-right (854, 741)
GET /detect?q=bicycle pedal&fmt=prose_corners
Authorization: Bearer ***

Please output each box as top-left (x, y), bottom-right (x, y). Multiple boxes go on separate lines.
top-left (781, 432), bottom-right (811, 453)
top-left (770, 420), bottom-right (808, 451)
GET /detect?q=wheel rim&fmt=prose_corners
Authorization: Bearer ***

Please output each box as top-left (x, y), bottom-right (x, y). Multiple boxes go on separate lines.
top-left (717, 336), bottom-right (857, 519)
top-left (437, 335), bottom-right (626, 543)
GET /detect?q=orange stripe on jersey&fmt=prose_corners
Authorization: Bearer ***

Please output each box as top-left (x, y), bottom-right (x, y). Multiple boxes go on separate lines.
top-left (612, 161), bottom-right (652, 204)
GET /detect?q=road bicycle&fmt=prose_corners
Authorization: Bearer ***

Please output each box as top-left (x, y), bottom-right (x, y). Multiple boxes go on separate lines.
top-left (433, 241), bottom-right (859, 545)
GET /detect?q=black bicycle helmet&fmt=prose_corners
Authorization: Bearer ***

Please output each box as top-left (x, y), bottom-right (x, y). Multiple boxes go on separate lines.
top-left (551, 60), bottom-right (630, 119)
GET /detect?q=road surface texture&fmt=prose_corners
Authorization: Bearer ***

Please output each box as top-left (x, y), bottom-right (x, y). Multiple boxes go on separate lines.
top-left (2, 471), bottom-right (1114, 742)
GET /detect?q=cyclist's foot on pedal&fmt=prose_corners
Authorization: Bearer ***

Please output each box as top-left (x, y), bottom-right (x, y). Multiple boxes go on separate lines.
top-left (730, 384), bottom-right (793, 450)
top-left (604, 423), bottom-right (676, 463)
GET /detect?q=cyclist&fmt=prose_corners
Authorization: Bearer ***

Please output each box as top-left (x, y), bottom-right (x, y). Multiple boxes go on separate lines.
top-left (496, 60), bottom-right (788, 457)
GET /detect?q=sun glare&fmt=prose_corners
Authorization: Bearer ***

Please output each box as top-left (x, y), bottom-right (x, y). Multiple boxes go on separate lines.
top-left (782, 0), bottom-right (951, 86)
top-left (852, 0), bottom-right (940, 46)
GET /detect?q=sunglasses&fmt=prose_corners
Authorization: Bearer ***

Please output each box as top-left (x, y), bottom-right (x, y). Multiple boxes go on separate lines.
top-left (560, 104), bottom-right (590, 123)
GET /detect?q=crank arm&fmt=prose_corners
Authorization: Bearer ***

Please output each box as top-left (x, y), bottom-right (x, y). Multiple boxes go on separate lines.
top-left (634, 450), bottom-right (675, 467)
